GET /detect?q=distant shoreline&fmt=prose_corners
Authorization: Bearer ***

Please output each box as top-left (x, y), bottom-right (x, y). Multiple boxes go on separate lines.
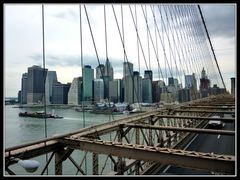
top-left (12, 104), bottom-right (78, 109)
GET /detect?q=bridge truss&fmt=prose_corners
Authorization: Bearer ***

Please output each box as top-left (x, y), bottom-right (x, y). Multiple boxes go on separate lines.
top-left (5, 94), bottom-right (235, 175)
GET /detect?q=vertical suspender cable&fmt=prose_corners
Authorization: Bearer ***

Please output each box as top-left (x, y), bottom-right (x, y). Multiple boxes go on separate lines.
top-left (135, 5), bottom-right (140, 73)
top-left (145, 5), bottom-right (151, 70)
top-left (104, 5), bottom-right (114, 171)
top-left (79, 4), bottom-right (87, 174)
top-left (121, 5), bottom-right (126, 62)
top-left (197, 5), bottom-right (226, 89)
top-left (104, 5), bottom-right (108, 59)
top-left (42, 4), bottom-right (48, 175)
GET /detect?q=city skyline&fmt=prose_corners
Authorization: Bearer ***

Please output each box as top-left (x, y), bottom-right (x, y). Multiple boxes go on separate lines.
top-left (4, 4), bottom-right (236, 97)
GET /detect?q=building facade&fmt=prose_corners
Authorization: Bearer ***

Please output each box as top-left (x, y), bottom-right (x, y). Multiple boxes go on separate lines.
top-left (104, 58), bottom-right (114, 81)
top-left (96, 64), bottom-right (105, 79)
top-left (109, 79), bottom-right (122, 103)
top-left (83, 65), bottom-right (94, 102)
top-left (68, 77), bottom-right (82, 105)
top-left (94, 79), bottom-right (104, 102)
top-left (27, 65), bottom-right (48, 104)
top-left (123, 62), bottom-right (133, 78)
top-left (45, 71), bottom-right (58, 104)
top-left (124, 75), bottom-right (134, 104)
top-left (52, 82), bottom-right (70, 104)
top-left (133, 71), bottom-right (142, 103)
top-left (21, 73), bottom-right (28, 104)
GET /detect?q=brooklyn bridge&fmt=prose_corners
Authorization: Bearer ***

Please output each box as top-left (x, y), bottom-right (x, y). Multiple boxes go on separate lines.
top-left (4, 4), bottom-right (236, 176)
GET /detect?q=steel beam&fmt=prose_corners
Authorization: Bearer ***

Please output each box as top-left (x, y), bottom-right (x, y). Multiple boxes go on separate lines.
top-left (181, 106), bottom-right (235, 109)
top-left (93, 153), bottom-right (99, 175)
top-left (5, 140), bottom-right (64, 164)
top-left (59, 137), bottom-right (234, 174)
top-left (155, 115), bottom-right (235, 122)
top-left (123, 123), bottom-right (235, 136)
top-left (174, 109), bottom-right (234, 114)
top-left (55, 148), bottom-right (64, 175)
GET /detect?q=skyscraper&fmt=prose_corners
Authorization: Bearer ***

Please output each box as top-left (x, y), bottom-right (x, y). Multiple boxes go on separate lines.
top-left (27, 65), bottom-right (48, 104)
top-left (68, 77), bottom-right (82, 105)
top-left (231, 77), bottom-right (235, 95)
top-left (123, 62), bottom-right (133, 78)
top-left (94, 79), bottom-right (104, 102)
top-left (52, 82), bottom-right (70, 104)
top-left (152, 80), bottom-right (165, 103)
top-left (109, 79), bottom-right (122, 103)
top-left (142, 70), bottom-right (152, 103)
top-left (104, 58), bottom-right (114, 81)
top-left (133, 71), bottom-right (142, 103)
top-left (21, 73), bottom-right (28, 104)
top-left (123, 61), bottom-right (134, 104)
top-left (83, 65), bottom-right (94, 102)
top-left (168, 77), bottom-right (174, 86)
top-left (45, 71), bottom-right (58, 104)
top-left (200, 68), bottom-right (210, 98)
top-left (185, 73), bottom-right (197, 100)
top-left (142, 78), bottom-right (152, 103)
top-left (96, 64), bottom-right (105, 79)
top-left (124, 75), bottom-right (134, 104)
top-left (144, 70), bottom-right (153, 81)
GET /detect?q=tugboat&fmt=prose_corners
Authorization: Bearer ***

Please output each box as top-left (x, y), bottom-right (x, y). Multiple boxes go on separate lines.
top-left (19, 111), bottom-right (63, 119)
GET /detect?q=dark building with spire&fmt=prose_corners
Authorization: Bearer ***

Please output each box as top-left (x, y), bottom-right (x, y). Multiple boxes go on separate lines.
top-left (200, 68), bottom-right (211, 98)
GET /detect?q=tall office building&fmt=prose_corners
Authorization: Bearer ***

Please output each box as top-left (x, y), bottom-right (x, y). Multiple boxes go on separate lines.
top-left (45, 71), bottom-right (58, 104)
top-left (123, 61), bottom-right (134, 103)
top-left (144, 70), bottom-right (153, 81)
top-left (124, 75), bottom-right (134, 104)
top-left (152, 80), bottom-right (165, 103)
top-left (231, 77), bottom-right (235, 95)
top-left (142, 78), bottom-right (152, 103)
top-left (133, 71), bottom-right (142, 103)
top-left (18, 90), bottom-right (21, 103)
top-left (123, 62), bottom-right (133, 78)
top-left (185, 73), bottom-right (197, 100)
top-left (178, 88), bottom-right (190, 103)
top-left (185, 74), bottom-right (196, 89)
top-left (173, 78), bottom-right (179, 88)
top-left (104, 58), bottom-right (114, 81)
top-left (21, 73), bottom-right (28, 104)
top-left (200, 68), bottom-right (211, 98)
top-left (94, 79), bottom-right (104, 102)
top-left (96, 64), bottom-right (105, 79)
top-left (52, 82), bottom-right (70, 104)
top-left (83, 65), bottom-right (94, 102)
top-left (108, 79), bottom-right (120, 103)
top-left (68, 77), bottom-right (82, 105)
top-left (27, 65), bottom-right (48, 104)
top-left (168, 77), bottom-right (174, 86)
top-left (142, 70), bottom-right (152, 103)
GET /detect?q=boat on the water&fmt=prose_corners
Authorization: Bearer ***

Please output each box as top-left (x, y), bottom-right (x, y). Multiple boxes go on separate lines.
top-left (19, 111), bottom-right (63, 119)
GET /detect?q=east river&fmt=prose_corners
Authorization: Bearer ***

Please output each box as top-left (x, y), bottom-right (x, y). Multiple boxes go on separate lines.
top-left (4, 105), bottom-right (130, 175)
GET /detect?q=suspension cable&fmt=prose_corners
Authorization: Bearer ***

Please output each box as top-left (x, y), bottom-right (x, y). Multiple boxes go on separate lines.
top-left (128, 5), bottom-right (149, 71)
top-left (41, 4), bottom-right (48, 175)
top-left (135, 5), bottom-right (140, 74)
top-left (198, 5), bottom-right (226, 89)
top-left (79, 4), bottom-right (87, 174)
top-left (112, 5), bottom-right (142, 108)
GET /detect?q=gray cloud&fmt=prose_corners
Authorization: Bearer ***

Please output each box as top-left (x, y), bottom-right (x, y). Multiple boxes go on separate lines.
top-left (30, 53), bottom-right (124, 70)
top-left (155, 5), bottom-right (235, 41)
top-left (201, 5), bottom-right (235, 39)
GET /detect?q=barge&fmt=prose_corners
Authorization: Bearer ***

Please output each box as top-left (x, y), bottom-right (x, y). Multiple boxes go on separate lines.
top-left (19, 111), bottom-right (63, 119)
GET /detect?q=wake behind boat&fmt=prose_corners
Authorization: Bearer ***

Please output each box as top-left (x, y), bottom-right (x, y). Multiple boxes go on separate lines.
top-left (19, 111), bottom-right (63, 119)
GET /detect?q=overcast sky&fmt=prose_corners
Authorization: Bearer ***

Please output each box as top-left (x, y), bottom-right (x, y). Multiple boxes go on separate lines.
top-left (4, 3), bottom-right (236, 97)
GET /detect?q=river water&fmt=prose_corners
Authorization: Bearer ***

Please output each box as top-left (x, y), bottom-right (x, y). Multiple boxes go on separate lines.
top-left (4, 105), bottom-right (130, 175)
